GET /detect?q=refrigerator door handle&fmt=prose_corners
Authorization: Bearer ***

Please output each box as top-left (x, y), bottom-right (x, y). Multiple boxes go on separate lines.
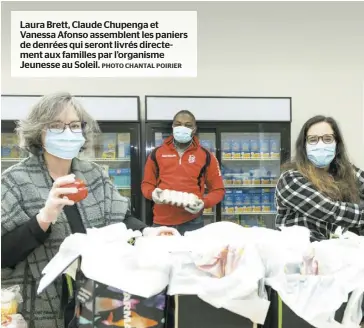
top-left (131, 194), bottom-right (137, 213)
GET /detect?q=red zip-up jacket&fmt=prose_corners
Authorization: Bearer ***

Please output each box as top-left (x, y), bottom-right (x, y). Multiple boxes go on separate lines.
top-left (142, 136), bottom-right (225, 226)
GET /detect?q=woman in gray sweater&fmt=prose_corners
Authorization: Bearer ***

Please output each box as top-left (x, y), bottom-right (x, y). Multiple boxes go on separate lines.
top-left (1, 92), bottom-right (177, 328)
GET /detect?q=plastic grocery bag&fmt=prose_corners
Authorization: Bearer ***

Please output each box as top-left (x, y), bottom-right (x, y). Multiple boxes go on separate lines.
top-left (265, 236), bottom-right (364, 328)
top-left (1, 286), bottom-right (27, 328)
top-left (171, 241), bottom-right (269, 324)
top-left (342, 289), bottom-right (364, 328)
top-left (313, 237), bottom-right (364, 327)
top-left (184, 221), bottom-right (311, 277)
top-left (1, 314), bottom-right (28, 328)
top-left (135, 225), bottom-right (270, 324)
top-left (1, 286), bottom-right (23, 316)
top-left (38, 223), bottom-right (170, 299)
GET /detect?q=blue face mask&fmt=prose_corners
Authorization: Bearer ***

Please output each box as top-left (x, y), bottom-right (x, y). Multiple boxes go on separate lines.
top-left (173, 126), bottom-right (193, 143)
top-left (44, 128), bottom-right (85, 160)
top-left (306, 142), bottom-right (336, 168)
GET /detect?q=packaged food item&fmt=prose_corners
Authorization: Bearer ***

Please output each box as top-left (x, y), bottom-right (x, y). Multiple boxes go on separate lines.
top-left (158, 190), bottom-right (199, 208)
top-left (250, 189), bottom-right (262, 213)
top-left (61, 179), bottom-right (88, 203)
top-left (231, 138), bottom-right (241, 159)
top-left (241, 172), bottom-right (252, 185)
top-left (232, 168), bottom-right (242, 185)
top-left (241, 137), bottom-right (251, 159)
top-left (100, 134), bottom-right (117, 159)
top-left (261, 188), bottom-right (271, 212)
top-left (269, 137), bottom-right (280, 159)
top-left (250, 137), bottom-right (260, 159)
top-left (260, 176), bottom-right (270, 185)
top-left (222, 174), bottom-right (230, 186)
top-left (117, 133), bottom-right (130, 159)
top-left (1, 135), bottom-right (20, 158)
top-left (260, 138), bottom-right (270, 159)
top-left (233, 189), bottom-right (244, 214)
top-left (251, 169), bottom-right (261, 185)
top-left (270, 188), bottom-right (276, 212)
top-left (269, 175), bottom-right (278, 185)
top-left (109, 168), bottom-right (131, 188)
top-left (203, 207), bottom-right (213, 214)
top-left (222, 138), bottom-right (232, 159)
top-left (1, 285), bottom-right (23, 320)
top-left (242, 190), bottom-right (252, 213)
top-left (222, 168), bottom-right (233, 186)
top-left (260, 168), bottom-right (271, 185)
top-left (223, 189), bottom-right (235, 214)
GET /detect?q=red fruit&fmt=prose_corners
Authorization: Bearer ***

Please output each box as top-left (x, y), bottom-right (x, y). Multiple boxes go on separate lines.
top-left (61, 179), bottom-right (88, 203)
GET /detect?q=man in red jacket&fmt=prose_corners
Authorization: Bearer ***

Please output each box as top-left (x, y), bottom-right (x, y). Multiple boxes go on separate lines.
top-left (142, 110), bottom-right (225, 235)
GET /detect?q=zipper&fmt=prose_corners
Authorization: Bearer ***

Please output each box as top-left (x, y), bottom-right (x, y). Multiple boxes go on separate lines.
top-left (177, 146), bottom-right (194, 165)
top-left (173, 140), bottom-right (195, 166)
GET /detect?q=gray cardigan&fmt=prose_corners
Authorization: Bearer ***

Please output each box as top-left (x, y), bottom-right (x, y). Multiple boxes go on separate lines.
top-left (1, 154), bottom-right (146, 328)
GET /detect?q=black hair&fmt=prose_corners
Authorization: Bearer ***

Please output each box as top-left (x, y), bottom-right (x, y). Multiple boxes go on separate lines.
top-left (172, 110), bottom-right (196, 125)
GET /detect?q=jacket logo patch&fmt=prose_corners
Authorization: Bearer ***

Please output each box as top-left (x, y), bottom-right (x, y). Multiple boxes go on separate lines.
top-left (188, 155), bottom-right (196, 163)
top-left (161, 154), bottom-right (177, 158)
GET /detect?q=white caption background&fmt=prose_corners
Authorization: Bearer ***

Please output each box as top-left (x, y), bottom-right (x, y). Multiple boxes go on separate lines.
top-left (11, 11), bottom-right (197, 78)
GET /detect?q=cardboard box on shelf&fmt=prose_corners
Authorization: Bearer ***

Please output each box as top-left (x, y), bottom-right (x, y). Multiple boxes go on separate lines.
top-left (100, 134), bottom-right (117, 159)
top-left (117, 133), bottom-right (131, 159)
top-left (1, 135), bottom-right (20, 158)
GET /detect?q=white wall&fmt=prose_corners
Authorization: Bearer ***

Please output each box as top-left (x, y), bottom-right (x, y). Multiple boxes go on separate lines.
top-left (2, 1), bottom-right (364, 166)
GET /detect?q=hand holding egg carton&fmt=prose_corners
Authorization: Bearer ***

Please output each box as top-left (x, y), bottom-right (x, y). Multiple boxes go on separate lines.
top-left (152, 188), bottom-right (204, 214)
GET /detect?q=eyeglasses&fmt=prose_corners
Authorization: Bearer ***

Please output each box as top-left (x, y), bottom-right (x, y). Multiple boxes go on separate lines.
top-left (306, 134), bottom-right (335, 145)
top-left (48, 121), bottom-right (86, 134)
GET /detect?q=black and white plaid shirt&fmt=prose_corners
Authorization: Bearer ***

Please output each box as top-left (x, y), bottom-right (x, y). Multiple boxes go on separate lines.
top-left (275, 167), bottom-right (364, 241)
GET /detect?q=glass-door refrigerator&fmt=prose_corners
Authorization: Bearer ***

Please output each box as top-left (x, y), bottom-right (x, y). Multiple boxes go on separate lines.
top-left (144, 96), bottom-right (291, 229)
top-left (1, 95), bottom-right (143, 219)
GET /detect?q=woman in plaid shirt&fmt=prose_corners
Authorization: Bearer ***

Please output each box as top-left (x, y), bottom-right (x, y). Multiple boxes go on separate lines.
top-left (275, 115), bottom-right (364, 241)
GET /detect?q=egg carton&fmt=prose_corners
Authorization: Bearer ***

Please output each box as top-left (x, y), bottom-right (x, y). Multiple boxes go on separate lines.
top-left (159, 189), bottom-right (199, 208)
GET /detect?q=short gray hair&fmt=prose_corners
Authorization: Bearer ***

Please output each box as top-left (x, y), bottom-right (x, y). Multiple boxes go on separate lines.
top-left (16, 92), bottom-right (100, 155)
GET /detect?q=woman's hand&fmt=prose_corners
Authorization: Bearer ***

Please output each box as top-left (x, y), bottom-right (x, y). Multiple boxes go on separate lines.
top-left (143, 226), bottom-right (181, 237)
top-left (37, 174), bottom-right (78, 230)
